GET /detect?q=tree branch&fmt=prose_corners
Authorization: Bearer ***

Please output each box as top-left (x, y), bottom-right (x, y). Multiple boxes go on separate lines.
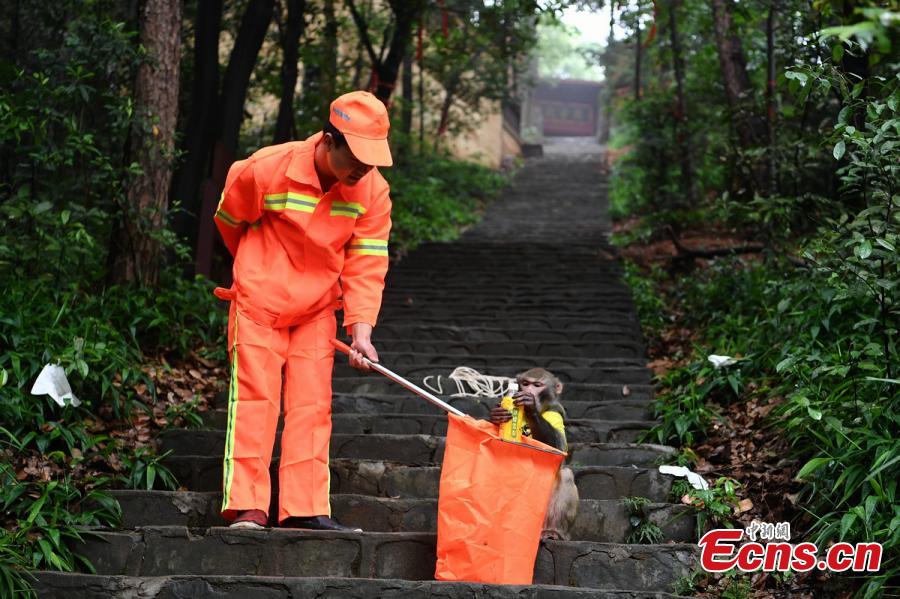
top-left (666, 226), bottom-right (766, 258)
top-left (346, 0), bottom-right (380, 68)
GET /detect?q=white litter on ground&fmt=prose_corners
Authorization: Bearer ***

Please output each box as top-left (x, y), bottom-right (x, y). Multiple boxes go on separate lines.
top-left (31, 363), bottom-right (81, 407)
top-left (659, 465), bottom-right (709, 490)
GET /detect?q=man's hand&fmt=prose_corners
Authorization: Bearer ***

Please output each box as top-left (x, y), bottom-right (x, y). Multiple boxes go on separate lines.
top-left (349, 323), bottom-right (378, 371)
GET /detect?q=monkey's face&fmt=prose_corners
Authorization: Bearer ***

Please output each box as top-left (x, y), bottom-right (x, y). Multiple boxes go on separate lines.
top-left (517, 368), bottom-right (564, 411)
top-left (518, 375), bottom-right (554, 410)
top-left (519, 376), bottom-right (548, 400)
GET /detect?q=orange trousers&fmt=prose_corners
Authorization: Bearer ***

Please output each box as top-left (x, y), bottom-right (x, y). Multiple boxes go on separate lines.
top-left (220, 304), bottom-right (336, 523)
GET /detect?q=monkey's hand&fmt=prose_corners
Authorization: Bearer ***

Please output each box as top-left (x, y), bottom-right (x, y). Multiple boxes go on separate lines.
top-left (512, 391), bottom-right (539, 415)
top-left (349, 323), bottom-right (379, 371)
top-left (489, 406), bottom-right (513, 425)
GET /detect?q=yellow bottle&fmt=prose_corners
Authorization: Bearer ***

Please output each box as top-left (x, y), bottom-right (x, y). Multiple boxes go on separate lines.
top-left (499, 382), bottom-right (524, 442)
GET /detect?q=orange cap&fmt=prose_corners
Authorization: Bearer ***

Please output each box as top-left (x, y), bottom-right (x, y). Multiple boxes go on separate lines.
top-left (329, 91), bottom-right (393, 167)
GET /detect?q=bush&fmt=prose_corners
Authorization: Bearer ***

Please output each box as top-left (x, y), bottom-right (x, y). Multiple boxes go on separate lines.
top-left (384, 150), bottom-right (508, 255)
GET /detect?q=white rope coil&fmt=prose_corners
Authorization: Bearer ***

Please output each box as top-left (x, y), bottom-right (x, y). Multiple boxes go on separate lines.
top-left (423, 366), bottom-right (516, 398)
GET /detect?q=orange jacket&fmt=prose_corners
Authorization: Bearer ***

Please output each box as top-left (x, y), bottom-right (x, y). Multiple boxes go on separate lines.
top-left (214, 132), bottom-right (392, 330)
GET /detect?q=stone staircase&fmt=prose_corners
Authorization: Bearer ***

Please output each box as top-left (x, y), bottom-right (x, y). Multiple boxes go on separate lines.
top-left (32, 147), bottom-right (698, 597)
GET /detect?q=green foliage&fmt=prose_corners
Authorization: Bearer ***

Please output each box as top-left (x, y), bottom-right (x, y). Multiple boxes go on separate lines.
top-left (0, 271), bottom-right (226, 427)
top-left (117, 447), bottom-right (178, 491)
top-left (673, 477), bottom-right (743, 534)
top-left (622, 261), bottom-right (667, 337)
top-left (383, 150), bottom-right (508, 254)
top-left (0, 464), bottom-right (120, 595)
top-left (0, 2), bottom-right (142, 285)
top-left (615, 7), bottom-right (898, 591)
top-left (421, 0), bottom-right (542, 140)
top-left (622, 496), bottom-right (666, 544)
top-left (534, 13), bottom-right (603, 81)
top-left (0, 267), bottom-right (223, 589)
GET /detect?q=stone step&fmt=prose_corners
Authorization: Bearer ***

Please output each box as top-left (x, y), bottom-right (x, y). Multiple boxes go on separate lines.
top-left (401, 241), bottom-right (615, 253)
top-left (372, 323), bottom-right (641, 342)
top-left (109, 491), bottom-right (696, 544)
top-left (204, 410), bottom-right (656, 443)
top-left (382, 284), bottom-right (629, 297)
top-left (375, 305), bottom-right (637, 318)
top-left (160, 430), bottom-right (667, 467)
top-left (393, 257), bottom-right (617, 268)
top-left (30, 571), bottom-right (692, 599)
top-left (372, 316), bottom-right (640, 330)
top-left (208, 390), bottom-right (654, 417)
top-left (332, 364), bottom-right (651, 385)
top-left (381, 289), bottom-right (632, 302)
top-left (66, 526), bottom-right (697, 591)
top-left (390, 252), bottom-right (616, 263)
top-left (191, 414), bottom-right (656, 444)
top-left (329, 380), bottom-right (651, 403)
top-left (378, 304), bottom-right (638, 317)
top-left (383, 274), bottom-right (624, 287)
top-left (370, 339), bottom-right (645, 359)
top-left (166, 458), bottom-right (675, 501)
top-left (333, 352), bottom-right (646, 373)
top-left (325, 395), bottom-right (655, 420)
top-left (204, 399), bottom-right (655, 428)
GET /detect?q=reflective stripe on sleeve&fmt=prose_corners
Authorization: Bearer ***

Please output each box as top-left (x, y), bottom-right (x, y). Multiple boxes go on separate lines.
top-left (347, 238), bottom-right (388, 256)
top-left (215, 208), bottom-right (241, 227)
top-left (264, 192), bottom-right (320, 213)
top-left (330, 201), bottom-right (367, 218)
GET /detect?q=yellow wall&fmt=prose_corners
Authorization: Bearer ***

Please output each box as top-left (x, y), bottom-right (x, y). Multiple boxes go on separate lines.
top-left (446, 99), bottom-right (522, 169)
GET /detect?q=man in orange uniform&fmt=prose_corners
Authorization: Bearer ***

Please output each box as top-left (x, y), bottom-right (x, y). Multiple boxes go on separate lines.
top-left (213, 91), bottom-right (392, 531)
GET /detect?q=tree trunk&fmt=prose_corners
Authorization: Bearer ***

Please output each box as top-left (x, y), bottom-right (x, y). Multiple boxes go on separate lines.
top-left (436, 77), bottom-right (460, 146)
top-left (710, 0), bottom-right (765, 148)
top-left (766, 1), bottom-right (777, 195)
top-left (401, 50), bottom-right (414, 137)
top-left (273, 0), bottom-right (306, 144)
top-left (601, 3), bottom-right (616, 143)
top-left (346, 0), bottom-right (425, 103)
top-left (374, 0), bottom-right (422, 101)
top-left (668, 0), bottom-right (693, 204)
top-left (219, 0), bottom-right (275, 156)
top-left (110, 0), bottom-right (181, 286)
top-left (195, 0), bottom-right (273, 279)
top-left (710, 0), bottom-right (769, 193)
top-left (418, 19), bottom-right (425, 147)
top-left (634, 17), bottom-right (642, 102)
top-left (840, 0), bottom-right (869, 131)
top-left (321, 0), bottom-right (338, 112)
top-left (169, 0), bottom-right (222, 252)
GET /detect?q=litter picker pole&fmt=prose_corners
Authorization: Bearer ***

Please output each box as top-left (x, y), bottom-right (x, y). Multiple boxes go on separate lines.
top-left (330, 338), bottom-right (466, 417)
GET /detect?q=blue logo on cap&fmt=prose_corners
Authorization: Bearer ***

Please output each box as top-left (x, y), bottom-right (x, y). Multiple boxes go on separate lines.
top-left (333, 107), bottom-right (351, 121)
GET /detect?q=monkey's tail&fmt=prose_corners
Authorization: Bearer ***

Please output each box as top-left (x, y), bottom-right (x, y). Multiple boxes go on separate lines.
top-left (422, 367), bottom-right (516, 398)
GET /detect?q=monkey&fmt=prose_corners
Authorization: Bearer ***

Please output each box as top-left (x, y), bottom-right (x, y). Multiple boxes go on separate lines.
top-left (489, 368), bottom-right (579, 541)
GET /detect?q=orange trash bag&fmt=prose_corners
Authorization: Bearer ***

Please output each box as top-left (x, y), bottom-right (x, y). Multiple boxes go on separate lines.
top-left (434, 413), bottom-right (566, 584)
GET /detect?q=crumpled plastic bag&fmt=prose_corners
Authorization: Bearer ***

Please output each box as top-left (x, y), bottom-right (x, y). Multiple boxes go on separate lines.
top-left (659, 465), bottom-right (709, 490)
top-left (30, 364), bottom-right (81, 407)
top-left (707, 354), bottom-right (739, 369)
top-left (434, 414), bottom-right (565, 584)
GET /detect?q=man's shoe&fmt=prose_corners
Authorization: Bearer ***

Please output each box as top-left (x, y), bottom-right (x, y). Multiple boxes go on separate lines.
top-left (280, 515), bottom-right (362, 532)
top-left (229, 509), bottom-right (268, 529)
